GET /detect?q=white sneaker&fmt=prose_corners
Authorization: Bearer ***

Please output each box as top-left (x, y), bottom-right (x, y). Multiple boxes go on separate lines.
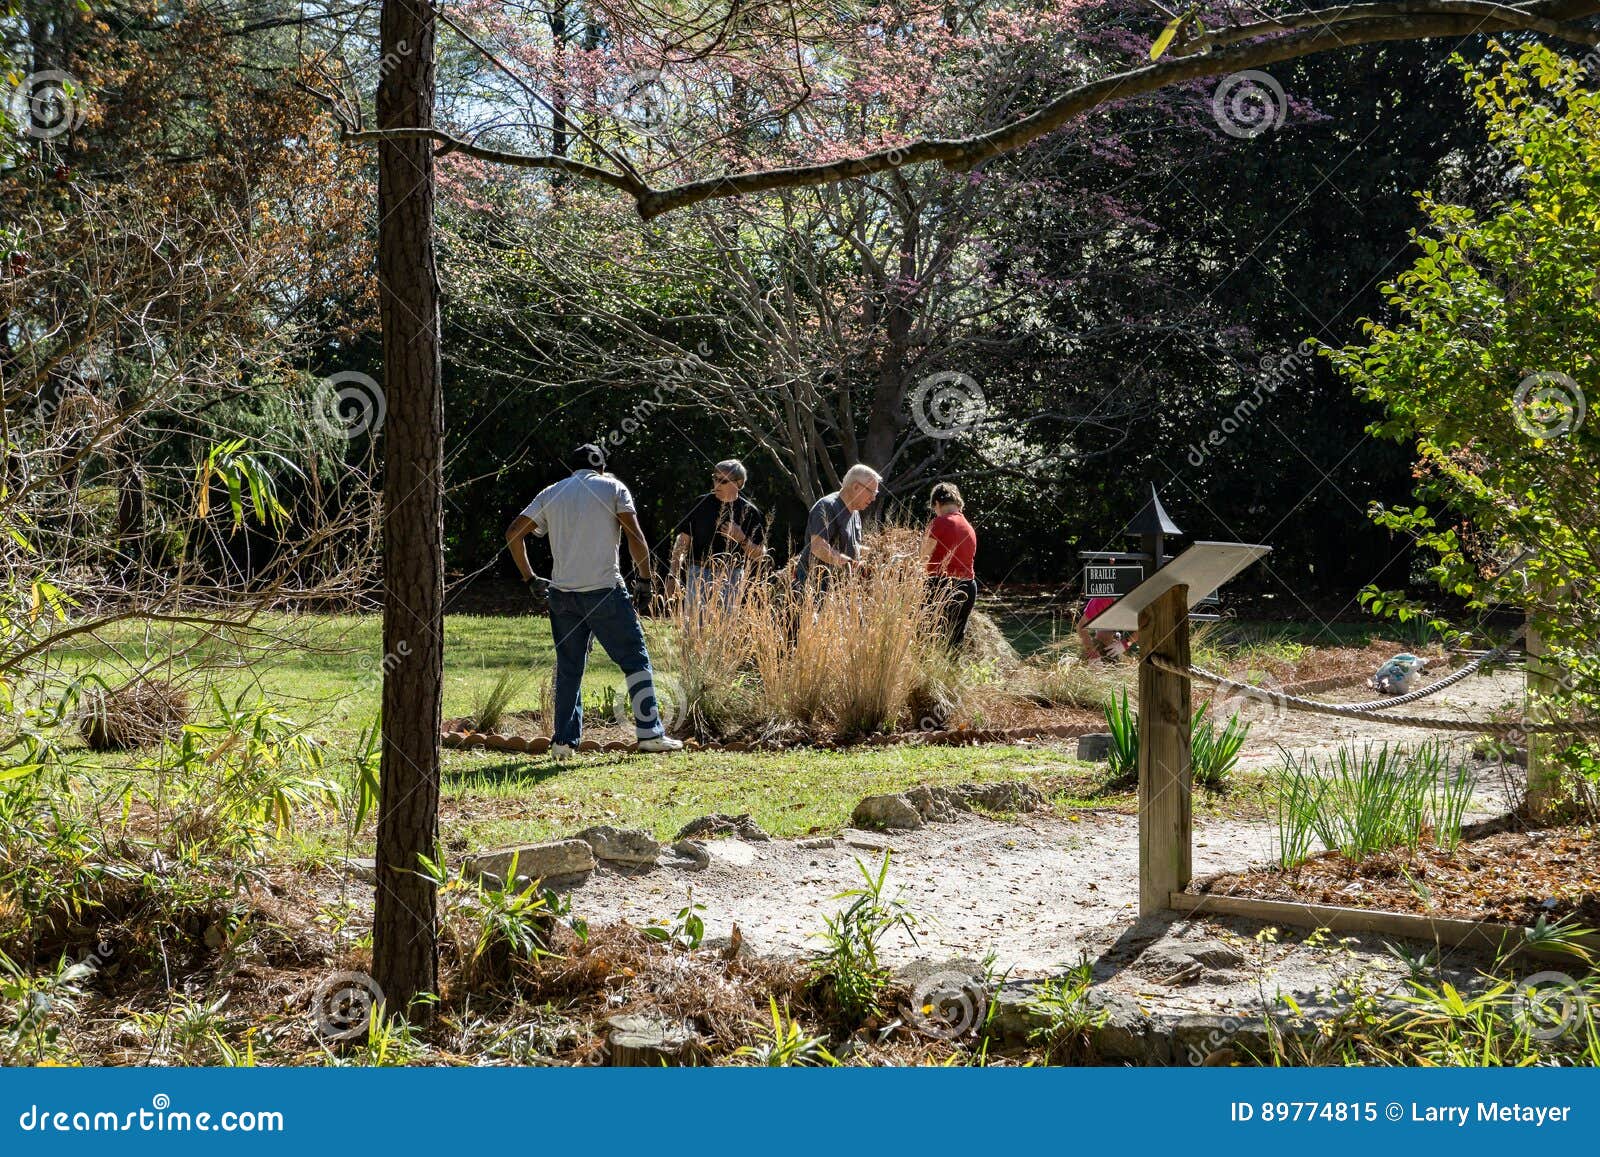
top-left (636, 735), bottom-right (684, 753)
top-left (550, 743), bottom-right (575, 761)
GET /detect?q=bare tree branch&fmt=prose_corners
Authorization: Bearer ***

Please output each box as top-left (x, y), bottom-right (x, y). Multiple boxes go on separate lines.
top-left (334, 0), bottom-right (1600, 218)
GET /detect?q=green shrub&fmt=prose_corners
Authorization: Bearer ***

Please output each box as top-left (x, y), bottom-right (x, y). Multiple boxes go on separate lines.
top-left (1190, 703), bottom-right (1250, 788)
top-left (1102, 691), bottom-right (1247, 790)
top-left (812, 853), bottom-right (916, 1027)
top-left (469, 667), bottom-right (528, 733)
top-left (1103, 687), bottom-right (1139, 784)
top-left (1025, 960), bottom-right (1108, 1064)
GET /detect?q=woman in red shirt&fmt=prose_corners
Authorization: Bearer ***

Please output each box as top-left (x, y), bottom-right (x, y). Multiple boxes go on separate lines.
top-left (919, 482), bottom-right (979, 647)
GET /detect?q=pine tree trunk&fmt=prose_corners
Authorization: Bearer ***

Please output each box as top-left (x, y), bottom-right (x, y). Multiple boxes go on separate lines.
top-left (372, 0), bottom-right (443, 1018)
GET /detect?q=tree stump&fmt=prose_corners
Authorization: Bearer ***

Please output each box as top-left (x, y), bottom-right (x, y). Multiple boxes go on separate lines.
top-left (605, 1014), bottom-right (697, 1067)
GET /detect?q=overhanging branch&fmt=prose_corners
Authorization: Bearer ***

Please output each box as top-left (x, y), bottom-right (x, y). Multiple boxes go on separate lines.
top-left (335, 0), bottom-right (1600, 219)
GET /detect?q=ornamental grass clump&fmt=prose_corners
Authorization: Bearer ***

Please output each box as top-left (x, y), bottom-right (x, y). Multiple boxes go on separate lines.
top-left (667, 532), bottom-right (959, 739)
top-left (78, 678), bottom-right (192, 751)
top-left (1273, 741), bottom-right (1475, 867)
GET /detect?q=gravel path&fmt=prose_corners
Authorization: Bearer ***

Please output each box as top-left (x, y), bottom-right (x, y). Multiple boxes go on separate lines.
top-left (572, 810), bottom-right (1279, 976)
top-left (567, 668), bottom-right (1528, 978)
top-left (1227, 667), bottom-right (1524, 772)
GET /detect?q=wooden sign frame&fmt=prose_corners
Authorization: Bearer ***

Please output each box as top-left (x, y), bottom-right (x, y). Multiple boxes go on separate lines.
top-left (1090, 541), bottom-right (1270, 631)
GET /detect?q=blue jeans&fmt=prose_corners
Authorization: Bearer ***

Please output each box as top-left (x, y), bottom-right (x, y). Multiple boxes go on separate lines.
top-left (686, 563), bottom-right (743, 611)
top-left (547, 585), bottom-right (664, 747)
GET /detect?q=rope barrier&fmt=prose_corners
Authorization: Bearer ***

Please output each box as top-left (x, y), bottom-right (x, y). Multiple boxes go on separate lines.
top-left (1295, 641), bottom-right (1517, 712)
top-left (1146, 652), bottom-right (1600, 736)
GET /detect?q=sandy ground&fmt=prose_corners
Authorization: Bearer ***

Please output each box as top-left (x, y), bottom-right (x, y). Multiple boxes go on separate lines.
top-left (566, 667), bottom-right (1527, 983)
top-left (1226, 666), bottom-right (1524, 773)
top-left (576, 810), bottom-right (1274, 976)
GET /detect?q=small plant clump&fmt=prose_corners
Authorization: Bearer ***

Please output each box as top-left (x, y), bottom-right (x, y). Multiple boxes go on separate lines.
top-left (1190, 703), bottom-right (1251, 788)
top-left (1273, 741), bottom-right (1476, 867)
top-left (1103, 687), bottom-right (1139, 785)
top-left (811, 853), bottom-right (917, 1029)
top-left (469, 667), bottom-right (529, 734)
top-left (78, 678), bottom-right (192, 751)
top-left (1101, 691), bottom-right (1248, 790)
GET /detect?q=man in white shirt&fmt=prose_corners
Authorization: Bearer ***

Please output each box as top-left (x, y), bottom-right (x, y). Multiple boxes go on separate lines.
top-left (506, 444), bottom-right (683, 758)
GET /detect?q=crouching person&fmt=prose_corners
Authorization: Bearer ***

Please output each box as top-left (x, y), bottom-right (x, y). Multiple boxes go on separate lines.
top-left (506, 444), bottom-right (683, 759)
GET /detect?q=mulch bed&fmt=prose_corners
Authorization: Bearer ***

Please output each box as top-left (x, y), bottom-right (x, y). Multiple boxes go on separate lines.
top-left (1196, 824), bottom-right (1600, 928)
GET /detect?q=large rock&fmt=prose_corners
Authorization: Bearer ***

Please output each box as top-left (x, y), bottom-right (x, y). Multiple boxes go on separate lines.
top-left (574, 825), bottom-right (660, 867)
top-left (661, 840), bottom-right (710, 871)
top-left (674, 813), bottom-right (771, 842)
top-left (851, 793), bottom-right (926, 831)
top-left (1139, 938), bottom-right (1248, 978)
top-left (948, 782), bottom-right (1046, 814)
top-left (904, 785), bottom-right (964, 823)
top-left (851, 781), bottom-right (1046, 831)
top-left (841, 829), bottom-right (895, 853)
top-left (465, 840), bottom-right (595, 888)
top-left (338, 856), bottom-right (377, 884)
top-left (605, 1014), bottom-right (699, 1067)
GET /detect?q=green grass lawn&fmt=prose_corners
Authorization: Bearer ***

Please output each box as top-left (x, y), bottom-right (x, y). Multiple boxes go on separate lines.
top-left (54, 612), bottom-right (670, 746)
top-left (57, 612), bottom-right (1125, 856)
top-left (311, 742), bottom-right (1118, 858)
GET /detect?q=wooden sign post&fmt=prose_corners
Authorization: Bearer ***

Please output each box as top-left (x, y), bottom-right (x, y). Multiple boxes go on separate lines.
top-left (1091, 538), bottom-right (1269, 916)
top-left (1138, 584), bottom-right (1193, 915)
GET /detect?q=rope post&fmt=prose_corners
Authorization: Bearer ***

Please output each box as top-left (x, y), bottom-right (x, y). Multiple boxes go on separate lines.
top-left (1524, 619), bottom-right (1562, 820)
top-left (1138, 583), bottom-right (1192, 916)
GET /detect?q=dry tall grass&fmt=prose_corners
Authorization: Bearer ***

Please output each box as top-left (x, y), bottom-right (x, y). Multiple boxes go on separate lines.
top-left (661, 533), bottom-right (963, 739)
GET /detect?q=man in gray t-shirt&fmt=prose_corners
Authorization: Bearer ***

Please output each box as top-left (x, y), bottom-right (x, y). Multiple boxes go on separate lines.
top-left (506, 445), bottom-right (683, 759)
top-left (518, 463), bottom-right (636, 592)
top-left (795, 463), bottom-right (882, 588)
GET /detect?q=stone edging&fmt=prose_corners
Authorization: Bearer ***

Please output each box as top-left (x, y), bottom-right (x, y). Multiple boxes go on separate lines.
top-left (440, 721), bottom-right (1096, 755)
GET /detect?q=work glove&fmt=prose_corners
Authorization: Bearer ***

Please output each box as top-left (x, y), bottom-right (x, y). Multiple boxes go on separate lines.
top-left (524, 573), bottom-right (550, 612)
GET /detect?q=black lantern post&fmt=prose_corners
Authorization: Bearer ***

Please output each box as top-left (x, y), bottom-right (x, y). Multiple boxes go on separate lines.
top-left (1125, 482), bottom-right (1183, 583)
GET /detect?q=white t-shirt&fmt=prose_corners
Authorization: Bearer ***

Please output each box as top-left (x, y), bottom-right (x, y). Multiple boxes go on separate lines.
top-left (521, 470), bottom-right (636, 592)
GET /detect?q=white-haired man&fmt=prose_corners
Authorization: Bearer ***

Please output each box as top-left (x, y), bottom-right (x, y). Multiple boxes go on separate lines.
top-left (795, 464), bottom-right (881, 589)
